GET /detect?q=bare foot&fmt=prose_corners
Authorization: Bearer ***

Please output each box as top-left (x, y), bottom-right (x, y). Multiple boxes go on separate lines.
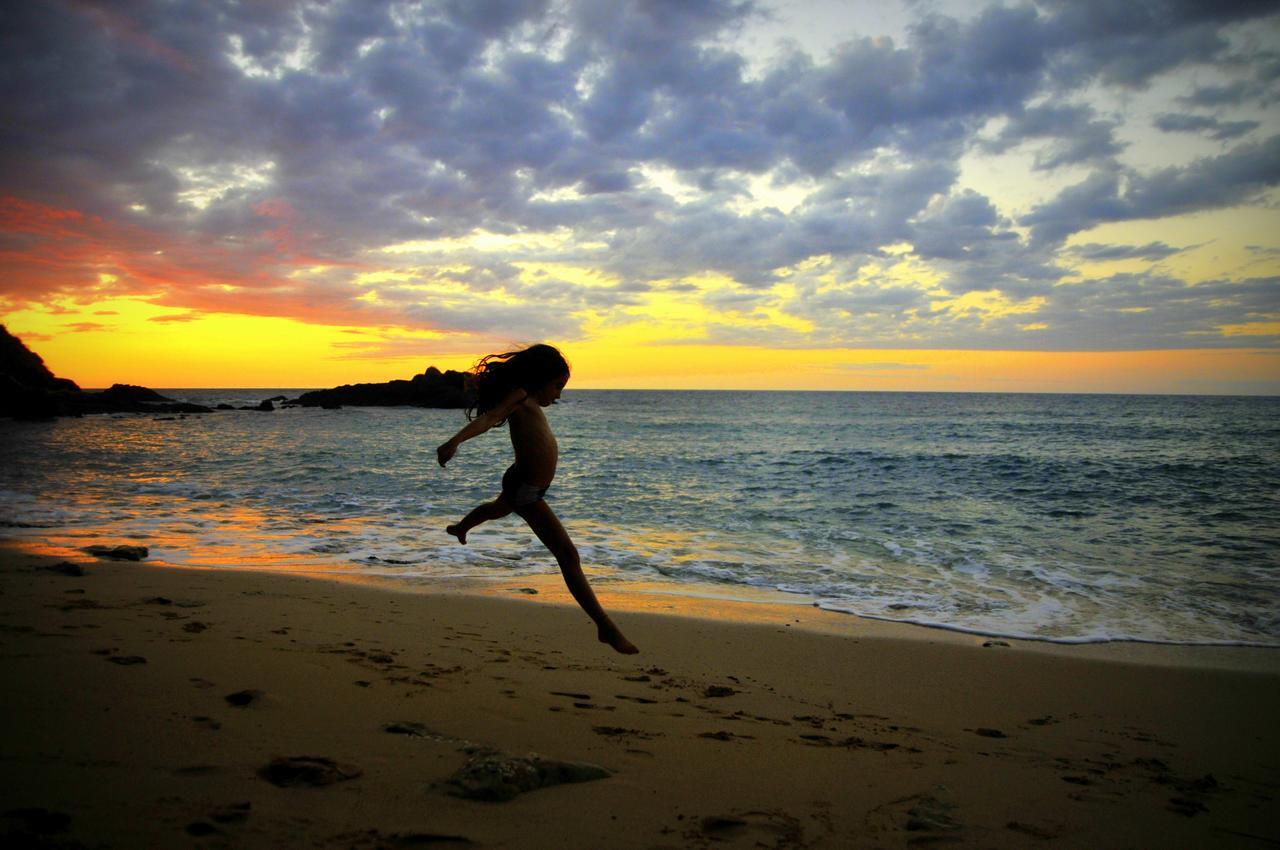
top-left (598, 623), bottom-right (639, 654)
top-left (446, 524), bottom-right (467, 545)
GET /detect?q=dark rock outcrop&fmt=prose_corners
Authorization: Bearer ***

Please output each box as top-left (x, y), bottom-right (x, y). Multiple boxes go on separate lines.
top-left (0, 325), bottom-right (79, 393)
top-left (437, 747), bottom-right (611, 801)
top-left (287, 366), bottom-right (472, 409)
top-left (1, 326), bottom-right (213, 419)
top-left (63, 383), bottom-right (211, 417)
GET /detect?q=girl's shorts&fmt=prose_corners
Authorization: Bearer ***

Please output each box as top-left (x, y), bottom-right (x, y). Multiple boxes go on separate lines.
top-left (501, 464), bottom-right (549, 508)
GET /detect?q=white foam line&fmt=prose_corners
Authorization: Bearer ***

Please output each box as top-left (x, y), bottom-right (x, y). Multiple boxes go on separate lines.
top-left (820, 605), bottom-right (1280, 648)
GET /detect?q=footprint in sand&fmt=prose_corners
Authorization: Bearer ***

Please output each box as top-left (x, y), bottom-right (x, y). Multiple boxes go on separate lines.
top-left (224, 689), bottom-right (265, 707)
top-left (43, 562), bottom-right (85, 577)
top-left (1007, 820), bottom-right (1064, 839)
top-left (258, 756), bottom-right (362, 787)
top-left (694, 811), bottom-right (804, 847)
top-left (698, 730), bottom-right (755, 742)
top-left (209, 802), bottom-right (251, 825)
top-left (905, 793), bottom-right (962, 833)
top-left (382, 721), bottom-right (429, 737)
top-left (333, 828), bottom-right (471, 847)
top-left (592, 726), bottom-right (661, 741)
top-left (2, 807), bottom-right (72, 837)
top-left (971, 727), bottom-right (1008, 738)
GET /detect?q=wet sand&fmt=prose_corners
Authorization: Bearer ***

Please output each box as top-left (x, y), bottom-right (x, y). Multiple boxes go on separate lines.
top-left (1, 541), bottom-right (1277, 848)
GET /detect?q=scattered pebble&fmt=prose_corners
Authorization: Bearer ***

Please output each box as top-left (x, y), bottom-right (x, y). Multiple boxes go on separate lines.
top-left (82, 544), bottom-right (149, 561)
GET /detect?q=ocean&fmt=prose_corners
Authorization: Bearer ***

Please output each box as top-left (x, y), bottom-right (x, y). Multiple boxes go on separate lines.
top-left (2, 389), bottom-right (1277, 646)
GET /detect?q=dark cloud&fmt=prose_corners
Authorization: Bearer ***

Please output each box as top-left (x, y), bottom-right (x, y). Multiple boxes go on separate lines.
top-left (1022, 135), bottom-right (1280, 248)
top-left (981, 103), bottom-right (1124, 169)
top-left (1154, 112), bottom-right (1260, 140)
top-left (1070, 242), bottom-right (1185, 261)
top-left (1038, 0), bottom-right (1277, 88)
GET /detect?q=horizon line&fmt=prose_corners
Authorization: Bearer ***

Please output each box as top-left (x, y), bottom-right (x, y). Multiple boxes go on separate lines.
top-left (85, 386), bottom-right (1280, 399)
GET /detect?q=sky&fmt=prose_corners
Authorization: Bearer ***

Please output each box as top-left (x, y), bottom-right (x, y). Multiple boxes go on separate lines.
top-left (1, 0), bottom-right (1278, 393)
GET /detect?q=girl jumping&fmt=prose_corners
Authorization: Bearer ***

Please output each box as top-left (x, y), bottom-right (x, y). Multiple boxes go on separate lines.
top-left (437, 344), bottom-right (639, 655)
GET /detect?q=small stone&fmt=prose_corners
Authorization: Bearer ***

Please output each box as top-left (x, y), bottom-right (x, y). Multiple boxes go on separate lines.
top-left (83, 544), bottom-right (148, 561)
top-left (44, 561), bottom-right (85, 577)
top-left (108, 655), bottom-right (147, 665)
top-left (703, 685), bottom-right (737, 698)
top-left (1167, 796), bottom-right (1208, 817)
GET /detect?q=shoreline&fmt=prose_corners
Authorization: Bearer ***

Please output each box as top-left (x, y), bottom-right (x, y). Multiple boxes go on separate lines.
top-left (6, 536), bottom-right (1278, 675)
top-left (2, 541), bottom-right (1278, 847)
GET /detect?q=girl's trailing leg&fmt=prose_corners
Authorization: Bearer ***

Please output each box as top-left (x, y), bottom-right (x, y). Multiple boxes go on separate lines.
top-left (516, 499), bottom-right (639, 654)
top-left (446, 497), bottom-right (513, 545)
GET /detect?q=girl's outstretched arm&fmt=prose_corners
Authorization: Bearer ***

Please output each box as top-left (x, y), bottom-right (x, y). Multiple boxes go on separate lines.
top-left (437, 388), bottom-right (527, 467)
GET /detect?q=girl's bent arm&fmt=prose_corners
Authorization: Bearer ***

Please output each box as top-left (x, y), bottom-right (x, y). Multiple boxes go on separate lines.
top-left (437, 388), bottom-right (527, 467)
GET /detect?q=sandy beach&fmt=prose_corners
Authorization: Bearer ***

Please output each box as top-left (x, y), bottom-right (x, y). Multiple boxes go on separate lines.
top-left (1, 541), bottom-right (1277, 849)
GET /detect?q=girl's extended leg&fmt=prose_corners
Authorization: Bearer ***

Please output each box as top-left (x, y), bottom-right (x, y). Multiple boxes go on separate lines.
top-left (516, 499), bottom-right (639, 654)
top-left (447, 496), bottom-right (513, 545)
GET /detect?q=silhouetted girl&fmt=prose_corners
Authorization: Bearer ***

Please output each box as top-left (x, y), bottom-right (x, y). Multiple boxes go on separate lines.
top-left (437, 344), bottom-right (638, 654)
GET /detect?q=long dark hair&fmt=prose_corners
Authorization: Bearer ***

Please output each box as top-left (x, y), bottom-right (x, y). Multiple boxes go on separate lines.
top-left (466, 343), bottom-right (570, 424)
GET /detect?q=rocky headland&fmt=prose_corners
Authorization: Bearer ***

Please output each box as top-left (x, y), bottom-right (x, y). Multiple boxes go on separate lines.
top-left (0, 325), bottom-right (472, 419)
top-left (0, 325), bottom-right (213, 419)
top-left (284, 367), bottom-right (471, 410)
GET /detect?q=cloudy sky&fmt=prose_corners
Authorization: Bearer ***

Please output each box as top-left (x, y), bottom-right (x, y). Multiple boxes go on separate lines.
top-left (2, 0), bottom-right (1278, 391)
